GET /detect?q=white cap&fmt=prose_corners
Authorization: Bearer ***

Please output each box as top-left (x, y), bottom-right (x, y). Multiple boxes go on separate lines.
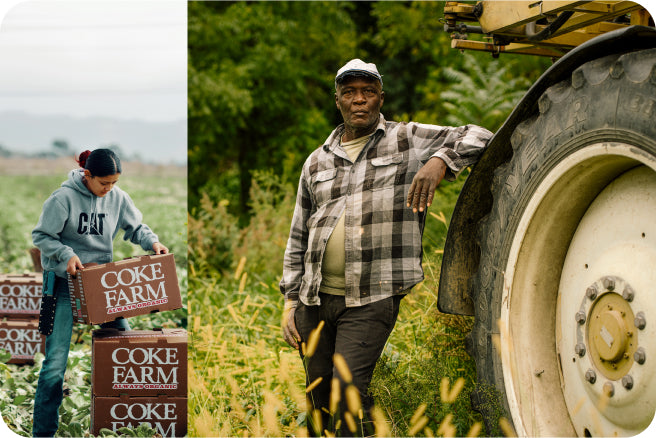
top-left (335, 58), bottom-right (382, 87)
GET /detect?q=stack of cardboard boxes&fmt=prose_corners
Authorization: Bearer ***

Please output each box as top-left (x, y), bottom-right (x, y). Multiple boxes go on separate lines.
top-left (91, 328), bottom-right (188, 437)
top-left (0, 273), bottom-right (45, 364)
top-left (66, 254), bottom-right (186, 437)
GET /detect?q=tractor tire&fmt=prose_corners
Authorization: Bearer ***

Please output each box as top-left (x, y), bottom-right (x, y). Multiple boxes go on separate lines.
top-left (469, 48), bottom-right (656, 436)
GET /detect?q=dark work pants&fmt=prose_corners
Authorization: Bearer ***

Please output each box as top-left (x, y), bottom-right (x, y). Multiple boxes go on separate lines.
top-left (32, 276), bottom-right (130, 437)
top-left (295, 293), bottom-right (402, 437)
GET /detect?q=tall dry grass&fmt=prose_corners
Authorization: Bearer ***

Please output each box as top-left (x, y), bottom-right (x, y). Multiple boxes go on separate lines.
top-left (188, 170), bottom-right (492, 436)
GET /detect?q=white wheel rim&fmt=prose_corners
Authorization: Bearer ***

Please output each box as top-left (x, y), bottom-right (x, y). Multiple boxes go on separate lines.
top-left (558, 166), bottom-right (656, 435)
top-left (499, 142), bottom-right (656, 436)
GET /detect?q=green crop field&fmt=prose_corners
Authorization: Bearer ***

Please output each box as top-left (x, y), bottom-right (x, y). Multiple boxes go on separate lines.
top-left (0, 163), bottom-right (187, 437)
top-left (1, 163), bottom-right (495, 437)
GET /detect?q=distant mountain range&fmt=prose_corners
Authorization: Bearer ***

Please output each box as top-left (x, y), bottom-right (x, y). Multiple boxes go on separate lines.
top-left (0, 111), bottom-right (187, 165)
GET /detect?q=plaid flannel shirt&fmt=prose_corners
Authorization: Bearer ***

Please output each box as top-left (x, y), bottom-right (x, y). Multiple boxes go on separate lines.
top-left (280, 114), bottom-right (492, 307)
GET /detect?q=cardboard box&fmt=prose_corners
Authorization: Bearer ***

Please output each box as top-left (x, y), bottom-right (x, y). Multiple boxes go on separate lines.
top-left (67, 254), bottom-right (181, 325)
top-left (92, 328), bottom-right (187, 397)
top-left (0, 273), bottom-right (42, 317)
top-left (91, 395), bottom-right (187, 438)
top-left (0, 319), bottom-right (45, 364)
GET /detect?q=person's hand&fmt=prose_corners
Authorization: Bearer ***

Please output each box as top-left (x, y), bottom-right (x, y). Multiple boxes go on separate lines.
top-left (407, 157), bottom-right (447, 213)
top-left (66, 255), bottom-right (84, 276)
top-left (282, 300), bottom-right (301, 349)
top-left (152, 242), bottom-right (169, 254)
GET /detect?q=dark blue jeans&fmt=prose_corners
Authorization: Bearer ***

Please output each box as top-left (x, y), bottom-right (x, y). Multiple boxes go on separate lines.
top-left (32, 275), bottom-right (129, 437)
top-left (295, 293), bottom-right (402, 437)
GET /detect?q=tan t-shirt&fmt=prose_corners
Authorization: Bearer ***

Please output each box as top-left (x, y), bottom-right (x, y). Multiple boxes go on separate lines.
top-left (320, 134), bottom-right (370, 296)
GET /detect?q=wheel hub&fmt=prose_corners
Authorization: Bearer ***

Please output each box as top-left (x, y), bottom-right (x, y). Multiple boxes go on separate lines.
top-left (584, 281), bottom-right (637, 380)
top-left (592, 308), bottom-right (627, 362)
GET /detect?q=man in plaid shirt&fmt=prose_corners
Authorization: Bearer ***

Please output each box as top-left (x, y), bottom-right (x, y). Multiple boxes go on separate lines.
top-left (280, 59), bottom-right (492, 436)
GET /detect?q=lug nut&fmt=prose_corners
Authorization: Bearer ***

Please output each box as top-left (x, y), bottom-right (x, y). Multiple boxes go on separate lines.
top-left (635, 347), bottom-right (646, 365)
top-left (603, 382), bottom-right (615, 397)
top-left (622, 375), bottom-right (634, 390)
top-left (622, 286), bottom-right (635, 302)
top-left (603, 277), bottom-right (616, 291)
top-left (586, 286), bottom-right (598, 300)
top-left (575, 343), bottom-right (586, 357)
top-left (635, 312), bottom-right (646, 330)
top-left (576, 311), bottom-right (587, 325)
top-left (585, 369), bottom-right (597, 384)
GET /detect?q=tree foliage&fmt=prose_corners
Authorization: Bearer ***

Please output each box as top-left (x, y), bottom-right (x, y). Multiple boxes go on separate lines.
top-left (188, 1), bottom-right (357, 216)
top-left (188, 1), bottom-right (551, 219)
top-left (420, 53), bottom-right (531, 131)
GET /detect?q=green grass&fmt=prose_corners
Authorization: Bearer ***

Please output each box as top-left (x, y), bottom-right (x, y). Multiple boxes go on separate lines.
top-left (0, 165), bottom-right (484, 436)
top-left (187, 170), bottom-right (483, 437)
top-left (368, 253), bottom-right (482, 437)
top-left (0, 175), bottom-right (66, 272)
top-left (0, 168), bottom-right (187, 437)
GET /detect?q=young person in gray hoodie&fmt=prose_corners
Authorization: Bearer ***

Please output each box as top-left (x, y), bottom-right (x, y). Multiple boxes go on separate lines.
top-left (31, 148), bottom-right (168, 437)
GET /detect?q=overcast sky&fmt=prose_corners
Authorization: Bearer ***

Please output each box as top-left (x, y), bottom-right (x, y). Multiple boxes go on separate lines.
top-left (0, 0), bottom-right (186, 123)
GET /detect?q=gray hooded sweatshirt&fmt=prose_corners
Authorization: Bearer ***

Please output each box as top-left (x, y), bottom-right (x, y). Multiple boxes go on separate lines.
top-left (32, 169), bottom-right (159, 278)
